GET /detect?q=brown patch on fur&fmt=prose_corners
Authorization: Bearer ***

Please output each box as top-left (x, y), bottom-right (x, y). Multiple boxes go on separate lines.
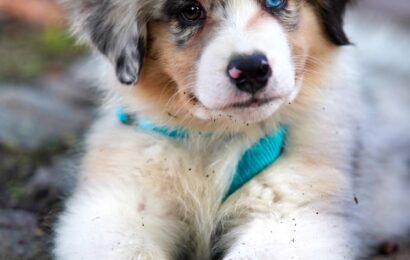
top-left (288, 3), bottom-right (336, 104)
top-left (150, 23), bottom-right (201, 102)
top-left (131, 21), bottom-right (204, 124)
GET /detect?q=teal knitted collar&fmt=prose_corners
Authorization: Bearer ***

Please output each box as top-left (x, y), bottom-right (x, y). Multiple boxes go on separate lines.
top-left (117, 107), bottom-right (287, 200)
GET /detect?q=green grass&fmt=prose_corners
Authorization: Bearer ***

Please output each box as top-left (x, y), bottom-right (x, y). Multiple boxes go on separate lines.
top-left (0, 22), bottom-right (88, 82)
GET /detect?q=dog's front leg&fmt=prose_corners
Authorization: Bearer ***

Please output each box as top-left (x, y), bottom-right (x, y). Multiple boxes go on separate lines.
top-left (221, 161), bottom-right (361, 260)
top-left (222, 211), bottom-right (358, 260)
top-left (54, 176), bottom-right (185, 260)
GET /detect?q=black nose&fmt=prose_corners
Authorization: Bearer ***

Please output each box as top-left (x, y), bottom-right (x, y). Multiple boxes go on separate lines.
top-left (227, 53), bottom-right (272, 94)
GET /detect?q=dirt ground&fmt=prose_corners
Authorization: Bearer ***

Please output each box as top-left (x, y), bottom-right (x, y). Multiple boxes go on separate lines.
top-left (0, 1), bottom-right (409, 259)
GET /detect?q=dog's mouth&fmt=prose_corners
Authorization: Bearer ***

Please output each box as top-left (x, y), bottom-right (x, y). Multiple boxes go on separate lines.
top-left (231, 98), bottom-right (274, 108)
top-left (185, 91), bottom-right (287, 123)
top-left (188, 92), bottom-right (277, 110)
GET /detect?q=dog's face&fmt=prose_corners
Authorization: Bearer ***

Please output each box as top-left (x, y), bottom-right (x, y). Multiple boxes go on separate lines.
top-left (67, 0), bottom-right (350, 127)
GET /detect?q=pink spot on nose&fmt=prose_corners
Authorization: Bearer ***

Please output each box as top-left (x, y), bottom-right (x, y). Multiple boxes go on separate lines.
top-left (228, 67), bottom-right (243, 79)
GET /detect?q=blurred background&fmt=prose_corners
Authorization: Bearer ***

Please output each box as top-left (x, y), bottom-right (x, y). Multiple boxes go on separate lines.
top-left (0, 0), bottom-right (409, 259)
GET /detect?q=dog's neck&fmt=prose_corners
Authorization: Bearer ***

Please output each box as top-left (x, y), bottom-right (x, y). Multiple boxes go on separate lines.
top-left (117, 106), bottom-right (287, 200)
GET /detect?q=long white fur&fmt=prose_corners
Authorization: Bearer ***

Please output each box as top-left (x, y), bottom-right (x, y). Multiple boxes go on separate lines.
top-left (54, 2), bottom-right (410, 260)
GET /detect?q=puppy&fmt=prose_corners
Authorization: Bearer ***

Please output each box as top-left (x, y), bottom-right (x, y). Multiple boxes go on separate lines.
top-left (54, 0), bottom-right (410, 259)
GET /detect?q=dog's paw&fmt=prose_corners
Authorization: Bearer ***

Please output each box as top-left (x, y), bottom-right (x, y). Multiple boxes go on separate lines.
top-left (222, 245), bottom-right (274, 260)
top-left (221, 217), bottom-right (357, 260)
top-left (54, 247), bottom-right (169, 260)
top-left (54, 233), bottom-right (169, 260)
top-left (223, 242), bottom-right (354, 260)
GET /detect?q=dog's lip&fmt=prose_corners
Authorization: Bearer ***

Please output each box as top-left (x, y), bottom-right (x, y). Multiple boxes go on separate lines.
top-left (203, 97), bottom-right (280, 111)
top-left (230, 98), bottom-right (275, 109)
top-left (188, 92), bottom-right (281, 111)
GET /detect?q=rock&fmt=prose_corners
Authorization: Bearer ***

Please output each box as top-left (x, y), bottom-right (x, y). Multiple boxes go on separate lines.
top-left (374, 249), bottom-right (410, 260)
top-left (0, 56), bottom-right (97, 213)
top-left (0, 84), bottom-right (93, 152)
top-left (0, 210), bottom-right (49, 260)
top-left (18, 167), bottom-right (61, 212)
top-left (38, 57), bottom-right (100, 108)
top-left (0, 19), bottom-right (97, 259)
top-left (19, 156), bottom-right (79, 212)
top-left (347, 7), bottom-right (410, 260)
top-left (359, 0), bottom-right (410, 22)
top-left (347, 8), bottom-right (410, 133)
top-left (0, 155), bottom-right (79, 259)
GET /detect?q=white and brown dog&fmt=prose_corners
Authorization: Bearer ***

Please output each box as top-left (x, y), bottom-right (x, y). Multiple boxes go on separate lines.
top-left (54, 0), bottom-right (410, 259)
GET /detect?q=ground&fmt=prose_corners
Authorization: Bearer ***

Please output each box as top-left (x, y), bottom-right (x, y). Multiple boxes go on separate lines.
top-left (0, 1), bottom-right (409, 259)
top-left (0, 12), bottom-right (96, 259)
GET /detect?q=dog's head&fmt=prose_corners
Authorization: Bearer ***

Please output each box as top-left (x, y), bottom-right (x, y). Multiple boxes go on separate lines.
top-left (66, 0), bottom-right (350, 128)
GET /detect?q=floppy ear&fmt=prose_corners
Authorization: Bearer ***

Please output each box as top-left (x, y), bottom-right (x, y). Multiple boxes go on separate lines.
top-left (314, 0), bottom-right (351, 46)
top-left (64, 0), bottom-right (147, 85)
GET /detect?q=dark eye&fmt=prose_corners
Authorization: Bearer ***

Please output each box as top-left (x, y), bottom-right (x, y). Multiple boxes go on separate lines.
top-left (179, 4), bottom-right (206, 24)
top-left (265, 0), bottom-right (287, 10)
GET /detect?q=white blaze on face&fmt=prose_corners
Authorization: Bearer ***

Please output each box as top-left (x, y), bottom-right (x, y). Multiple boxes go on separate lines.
top-left (193, 0), bottom-right (296, 122)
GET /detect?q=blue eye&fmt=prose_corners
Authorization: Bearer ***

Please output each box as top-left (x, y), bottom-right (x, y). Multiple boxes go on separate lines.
top-left (265, 0), bottom-right (287, 10)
